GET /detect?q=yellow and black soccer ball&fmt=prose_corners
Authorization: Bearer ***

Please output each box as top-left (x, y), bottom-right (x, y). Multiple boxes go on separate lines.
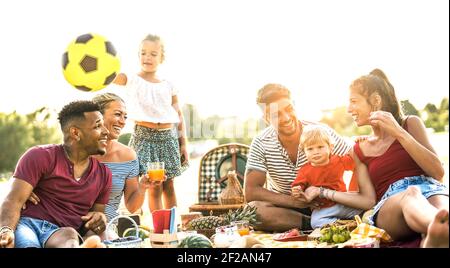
top-left (62, 33), bottom-right (120, 92)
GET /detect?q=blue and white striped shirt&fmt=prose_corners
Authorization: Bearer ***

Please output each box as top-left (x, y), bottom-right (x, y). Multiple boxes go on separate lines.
top-left (103, 159), bottom-right (140, 221)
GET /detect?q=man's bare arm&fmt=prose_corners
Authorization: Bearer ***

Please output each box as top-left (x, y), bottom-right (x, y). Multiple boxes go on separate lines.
top-left (244, 169), bottom-right (309, 209)
top-left (0, 178), bottom-right (34, 230)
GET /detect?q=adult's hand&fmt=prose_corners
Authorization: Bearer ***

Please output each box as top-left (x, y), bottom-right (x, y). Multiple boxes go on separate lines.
top-left (291, 186), bottom-right (303, 198)
top-left (138, 174), bottom-right (163, 190)
top-left (81, 212), bottom-right (107, 235)
top-left (294, 186), bottom-right (322, 209)
top-left (304, 186), bottom-right (320, 201)
top-left (292, 195), bottom-right (321, 210)
top-left (352, 135), bottom-right (369, 143)
top-left (0, 228), bottom-right (14, 248)
top-left (369, 111), bottom-right (403, 138)
top-left (293, 186), bottom-right (320, 204)
top-left (23, 192), bottom-right (40, 210)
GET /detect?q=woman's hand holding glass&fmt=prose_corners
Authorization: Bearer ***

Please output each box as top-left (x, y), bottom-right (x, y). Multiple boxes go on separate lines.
top-left (139, 173), bottom-right (164, 191)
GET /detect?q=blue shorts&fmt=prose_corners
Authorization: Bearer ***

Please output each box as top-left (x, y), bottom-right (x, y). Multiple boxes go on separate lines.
top-left (367, 175), bottom-right (449, 226)
top-left (14, 217), bottom-right (60, 248)
top-left (311, 204), bottom-right (363, 229)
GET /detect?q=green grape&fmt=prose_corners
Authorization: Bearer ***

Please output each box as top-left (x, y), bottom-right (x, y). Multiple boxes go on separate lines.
top-left (345, 231), bottom-right (351, 240)
top-left (338, 234), bottom-right (347, 243)
top-left (323, 232), bottom-right (331, 242)
top-left (332, 234), bottom-right (340, 243)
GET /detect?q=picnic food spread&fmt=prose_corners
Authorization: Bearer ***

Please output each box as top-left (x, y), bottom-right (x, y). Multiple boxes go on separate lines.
top-left (185, 205), bottom-right (257, 236)
top-left (318, 220), bottom-right (357, 244)
top-left (141, 208), bottom-right (391, 248)
top-left (272, 229), bottom-right (310, 242)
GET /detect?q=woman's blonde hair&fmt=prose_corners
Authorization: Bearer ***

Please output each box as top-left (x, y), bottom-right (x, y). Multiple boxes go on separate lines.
top-left (92, 93), bottom-right (124, 114)
top-left (300, 125), bottom-right (333, 151)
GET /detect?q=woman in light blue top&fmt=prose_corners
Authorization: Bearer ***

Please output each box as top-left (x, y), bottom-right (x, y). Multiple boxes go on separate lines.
top-left (92, 93), bottom-right (160, 221)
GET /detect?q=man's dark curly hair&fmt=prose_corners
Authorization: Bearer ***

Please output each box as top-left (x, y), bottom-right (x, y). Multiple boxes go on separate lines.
top-left (58, 100), bottom-right (100, 130)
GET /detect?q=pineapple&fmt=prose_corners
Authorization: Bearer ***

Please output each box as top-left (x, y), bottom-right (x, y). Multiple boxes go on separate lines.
top-left (187, 215), bottom-right (226, 230)
top-left (186, 205), bottom-right (258, 231)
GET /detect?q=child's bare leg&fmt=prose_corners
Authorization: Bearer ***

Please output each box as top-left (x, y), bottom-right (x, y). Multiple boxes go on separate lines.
top-left (162, 179), bottom-right (177, 209)
top-left (148, 183), bottom-right (163, 212)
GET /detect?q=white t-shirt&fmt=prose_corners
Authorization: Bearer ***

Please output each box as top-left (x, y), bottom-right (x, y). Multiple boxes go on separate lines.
top-left (125, 74), bottom-right (180, 124)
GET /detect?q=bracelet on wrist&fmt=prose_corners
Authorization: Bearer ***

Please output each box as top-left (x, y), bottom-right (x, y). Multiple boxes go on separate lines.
top-left (331, 190), bottom-right (336, 201)
top-left (0, 226), bottom-right (14, 234)
top-left (319, 187), bottom-right (325, 198)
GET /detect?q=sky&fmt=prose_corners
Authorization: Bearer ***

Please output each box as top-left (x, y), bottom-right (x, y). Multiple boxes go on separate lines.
top-left (0, 0), bottom-right (448, 122)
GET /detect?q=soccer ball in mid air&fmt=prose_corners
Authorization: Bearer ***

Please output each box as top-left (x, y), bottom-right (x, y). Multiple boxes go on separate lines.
top-left (62, 33), bottom-right (120, 92)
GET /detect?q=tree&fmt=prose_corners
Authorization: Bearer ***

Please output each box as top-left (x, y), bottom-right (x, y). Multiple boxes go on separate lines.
top-left (439, 98), bottom-right (449, 128)
top-left (422, 98), bottom-right (448, 132)
top-left (401, 100), bottom-right (420, 116)
top-left (0, 112), bottom-right (34, 173)
top-left (424, 103), bottom-right (438, 114)
top-left (0, 108), bottom-right (61, 173)
top-left (118, 133), bottom-right (131, 145)
top-left (320, 106), bottom-right (371, 136)
top-left (439, 97), bottom-right (449, 112)
top-left (26, 107), bottom-right (61, 145)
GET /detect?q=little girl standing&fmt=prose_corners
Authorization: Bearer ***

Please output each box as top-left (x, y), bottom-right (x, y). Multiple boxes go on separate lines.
top-left (114, 34), bottom-right (188, 212)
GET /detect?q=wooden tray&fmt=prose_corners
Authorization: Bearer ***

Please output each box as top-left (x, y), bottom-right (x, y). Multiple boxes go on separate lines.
top-left (189, 202), bottom-right (244, 216)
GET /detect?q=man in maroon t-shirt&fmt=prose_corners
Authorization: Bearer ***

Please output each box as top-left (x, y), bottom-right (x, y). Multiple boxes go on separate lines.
top-left (0, 101), bottom-right (112, 248)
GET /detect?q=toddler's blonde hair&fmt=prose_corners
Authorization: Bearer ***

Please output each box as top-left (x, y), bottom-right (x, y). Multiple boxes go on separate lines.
top-left (300, 125), bottom-right (333, 151)
top-left (142, 34), bottom-right (165, 63)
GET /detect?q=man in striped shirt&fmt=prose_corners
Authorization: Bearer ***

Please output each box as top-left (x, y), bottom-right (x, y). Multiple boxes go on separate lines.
top-left (245, 83), bottom-right (353, 232)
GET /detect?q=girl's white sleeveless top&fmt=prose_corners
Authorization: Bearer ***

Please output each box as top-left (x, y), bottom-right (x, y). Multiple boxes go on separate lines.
top-left (125, 74), bottom-right (180, 124)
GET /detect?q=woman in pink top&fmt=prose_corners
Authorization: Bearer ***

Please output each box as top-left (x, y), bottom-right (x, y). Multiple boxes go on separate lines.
top-left (301, 69), bottom-right (448, 247)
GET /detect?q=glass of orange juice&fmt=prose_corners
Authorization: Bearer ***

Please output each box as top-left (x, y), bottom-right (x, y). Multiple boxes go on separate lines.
top-left (232, 220), bottom-right (250, 236)
top-left (147, 162), bottom-right (165, 182)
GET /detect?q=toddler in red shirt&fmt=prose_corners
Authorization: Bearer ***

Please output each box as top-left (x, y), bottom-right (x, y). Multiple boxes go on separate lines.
top-left (292, 125), bottom-right (362, 228)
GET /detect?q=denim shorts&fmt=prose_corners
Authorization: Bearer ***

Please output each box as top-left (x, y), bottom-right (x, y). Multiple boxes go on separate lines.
top-left (14, 217), bottom-right (60, 248)
top-left (367, 175), bottom-right (449, 226)
top-left (311, 204), bottom-right (364, 229)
